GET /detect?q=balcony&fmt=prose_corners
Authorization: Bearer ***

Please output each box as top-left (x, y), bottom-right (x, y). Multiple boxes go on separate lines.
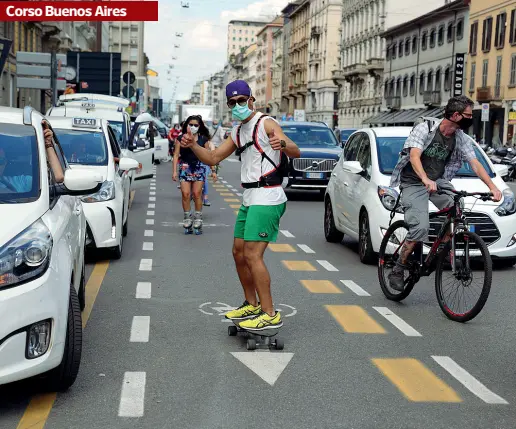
top-left (423, 91), bottom-right (442, 106)
top-left (332, 69), bottom-right (346, 81)
top-left (366, 58), bottom-right (383, 72)
top-left (311, 26), bottom-right (322, 38)
top-left (343, 63), bottom-right (367, 77)
top-left (309, 52), bottom-right (321, 63)
top-left (386, 96), bottom-right (401, 110)
top-left (295, 63), bottom-right (303, 72)
top-left (476, 86), bottom-right (503, 102)
top-left (297, 84), bottom-right (307, 94)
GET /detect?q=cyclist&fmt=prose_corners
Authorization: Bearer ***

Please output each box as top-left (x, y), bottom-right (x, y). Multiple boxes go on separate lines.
top-left (388, 95), bottom-right (502, 291)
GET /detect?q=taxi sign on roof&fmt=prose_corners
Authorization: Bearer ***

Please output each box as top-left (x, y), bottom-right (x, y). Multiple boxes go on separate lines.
top-left (73, 118), bottom-right (98, 128)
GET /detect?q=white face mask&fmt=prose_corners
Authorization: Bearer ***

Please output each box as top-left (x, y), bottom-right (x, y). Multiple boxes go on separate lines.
top-left (189, 125), bottom-right (199, 135)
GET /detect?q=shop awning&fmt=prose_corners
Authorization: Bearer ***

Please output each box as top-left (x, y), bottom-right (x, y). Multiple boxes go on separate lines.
top-left (363, 107), bottom-right (444, 125)
top-left (363, 110), bottom-right (395, 124)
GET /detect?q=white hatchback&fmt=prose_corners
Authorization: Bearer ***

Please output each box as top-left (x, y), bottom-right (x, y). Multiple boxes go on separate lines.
top-left (48, 117), bottom-right (139, 259)
top-left (0, 107), bottom-right (101, 389)
top-left (324, 127), bottom-right (516, 267)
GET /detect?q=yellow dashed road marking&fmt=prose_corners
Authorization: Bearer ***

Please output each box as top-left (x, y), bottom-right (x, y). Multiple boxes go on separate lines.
top-left (220, 192), bottom-right (234, 196)
top-left (372, 358), bottom-right (462, 403)
top-left (225, 198), bottom-right (240, 202)
top-left (229, 204), bottom-right (241, 209)
top-left (325, 305), bottom-right (386, 333)
top-left (268, 244), bottom-right (296, 252)
top-left (282, 260), bottom-right (317, 271)
top-left (301, 280), bottom-right (342, 293)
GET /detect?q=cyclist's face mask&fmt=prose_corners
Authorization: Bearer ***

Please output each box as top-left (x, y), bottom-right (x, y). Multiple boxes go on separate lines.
top-left (229, 97), bottom-right (253, 121)
top-left (451, 112), bottom-right (474, 131)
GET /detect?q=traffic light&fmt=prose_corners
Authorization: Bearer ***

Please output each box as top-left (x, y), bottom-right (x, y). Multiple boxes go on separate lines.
top-left (122, 71), bottom-right (135, 99)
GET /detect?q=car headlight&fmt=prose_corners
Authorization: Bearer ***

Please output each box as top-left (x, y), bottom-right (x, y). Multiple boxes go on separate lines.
top-left (494, 188), bottom-right (516, 217)
top-left (0, 220), bottom-right (53, 289)
top-left (81, 181), bottom-right (115, 203)
top-left (378, 186), bottom-right (403, 213)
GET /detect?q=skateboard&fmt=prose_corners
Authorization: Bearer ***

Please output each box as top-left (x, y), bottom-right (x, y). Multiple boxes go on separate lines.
top-left (227, 319), bottom-right (284, 350)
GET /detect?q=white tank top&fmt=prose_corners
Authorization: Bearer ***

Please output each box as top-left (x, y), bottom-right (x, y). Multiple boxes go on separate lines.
top-left (231, 113), bottom-right (287, 207)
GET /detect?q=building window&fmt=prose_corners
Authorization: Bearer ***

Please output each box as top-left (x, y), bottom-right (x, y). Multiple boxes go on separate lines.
top-left (427, 71), bottom-right (434, 91)
top-left (482, 17), bottom-right (493, 52)
top-left (409, 74), bottom-right (415, 96)
top-left (403, 76), bottom-right (408, 97)
top-left (435, 69), bottom-right (442, 91)
top-left (510, 9), bottom-right (516, 45)
top-left (469, 63), bottom-right (476, 92)
top-left (392, 42), bottom-right (397, 59)
top-left (470, 22), bottom-right (478, 55)
top-left (495, 12), bottom-right (507, 49)
top-left (438, 25), bottom-right (444, 45)
top-left (482, 59), bottom-right (488, 87)
top-left (421, 31), bottom-right (427, 50)
top-left (130, 48), bottom-right (138, 60)
top-left (495, 56), bottom-right (502, 98)
top-left (456, 18), bottom-right (464, 40)
top-left (384, 81), bottom-right (388, 98)
top-left (412, 35), bottom-right (417, 54)
top-left (444, 67), bottom-right (451, 91)
top-left (510, 54), bottom-right (516, 86)
top-left (396, 77), bottom-right (402, 97)
top-left (429, 28), bottom-right (436, 48)
top-left (405, 37), bottom-right (410, 55)
top-left (419, 72), bottom-right (425, 94)
top-left (447, 21), bottom-right (454, 42)
top-left (399, 40), bottom-right (404, 57)
top-left (233, 37), bottom-right (236, 41)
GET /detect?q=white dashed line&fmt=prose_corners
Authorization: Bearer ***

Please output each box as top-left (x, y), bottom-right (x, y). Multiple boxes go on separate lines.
top-left (142, 242), bottom-right (153, 251)
top-left (139, 259), bottom-right (152, 271)
top-left (149, 191), bottom-right (156, 196)
top-left (147, 211), bottom-right (155, 216)
top-left (118, 372), bottom-right (146, 417)
top-left (339, 280), bottom-right (371, 296)
top-left (144, 230), bottom-right (154, 237)
top-left (130, 316), bottom-right (150, 342)
top-left (226, 159), bottom-right (239, 163)
top-left (317, 260), bottom-right (339, 271)
top-left (222, 180), bottom-right (228, 183)
top-left (297, 244), bottom-right (315, 254)
top-left (236, 192), bottom-right (243, 197)
top-left (432, 356), bottom-right (509, 404)
top-left (148, 203), bottom-right (155, 208)
top-left (149, 197), bottom-right (156, 202)
top-left (146, 219), bottom-right (154, 225)
top-left (136, 282), bottom-right (151, 299)
top-left (373, 307), bottom-right (422, 337)
top-left (280, 230), bottom-right (294, 238)
top-left (150, 187), bottom-right (156, 191)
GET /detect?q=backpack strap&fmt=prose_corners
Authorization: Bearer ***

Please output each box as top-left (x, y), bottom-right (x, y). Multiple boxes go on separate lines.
top-left (250, 115), bottom-right (279, 172)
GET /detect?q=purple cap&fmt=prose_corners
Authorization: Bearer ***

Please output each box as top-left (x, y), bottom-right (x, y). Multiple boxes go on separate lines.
top-left (226, 80), bottom-right (252, 98)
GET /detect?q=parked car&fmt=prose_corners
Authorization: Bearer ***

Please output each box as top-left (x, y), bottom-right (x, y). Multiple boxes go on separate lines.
top-left (334, 128), bottom-right (357, 148)
top-left (48, 117), bottom-right (139, 259)
top-left (279, 121), bottom-right (342, 193)
top-left (0, 107), bottom-right (102, 389)
top-left (324, 127), bottom-right (516, 267)
top-left (47, 94), bottom-right (154, 187)
top-left (133, 113), bottom-right (169, 164)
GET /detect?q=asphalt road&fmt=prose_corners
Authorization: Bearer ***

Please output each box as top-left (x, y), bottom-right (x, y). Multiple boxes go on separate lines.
top-left (1, 159), bottom-right (516, 429)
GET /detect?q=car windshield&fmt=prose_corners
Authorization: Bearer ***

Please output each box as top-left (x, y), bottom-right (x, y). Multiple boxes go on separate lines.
top-left (376, 136), bottom-right (494, 177)
top-left (339, 129), bottom-right (356, 142)
top-left (55, 129), bottom-right (108, 166)
top-left (282, 125), bottom-right (339, 147)
top-left (107, 120), bottom-right (125, 146)
top-left (0, 123), bottom-right (40, 203)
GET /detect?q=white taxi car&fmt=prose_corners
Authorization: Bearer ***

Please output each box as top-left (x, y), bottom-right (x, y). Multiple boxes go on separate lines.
top-left (324, 127), bottom-right (516, 267)
top-left (0, 106), bottom-right (102, 389)
top-left (47, 94), bottom-right (154, 189)
top-left (48, 116), bottom-right (139, 259)
top-left (132, 113), bottom-right (170, 164)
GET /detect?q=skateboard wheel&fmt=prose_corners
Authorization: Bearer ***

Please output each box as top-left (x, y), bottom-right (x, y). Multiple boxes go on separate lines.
top-left (275, 338), bottom-right (284, 350)
top-left (246, 339), bottom-right (257, 351)
top-left (228, 326), bottom-right (238, 336)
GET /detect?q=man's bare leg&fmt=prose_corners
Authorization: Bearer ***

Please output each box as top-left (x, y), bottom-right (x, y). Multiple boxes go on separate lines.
top-left (243, 241), bottom-right (274, 316)
top-left (398, 240), bottom-right (418, 265)
top-left (232, 238), bottom-right (257, 306)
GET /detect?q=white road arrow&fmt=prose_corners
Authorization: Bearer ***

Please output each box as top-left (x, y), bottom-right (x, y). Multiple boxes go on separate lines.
top-left (230, 352), bottom-right (294, 386)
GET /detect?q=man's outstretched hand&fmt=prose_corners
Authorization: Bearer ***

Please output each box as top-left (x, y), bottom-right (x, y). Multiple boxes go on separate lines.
top-left (180, 127), bottom-right (195, 148)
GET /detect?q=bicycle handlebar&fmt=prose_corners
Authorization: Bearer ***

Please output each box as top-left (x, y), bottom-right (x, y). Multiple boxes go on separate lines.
top-left (437, 189), bottom-right (494, 201)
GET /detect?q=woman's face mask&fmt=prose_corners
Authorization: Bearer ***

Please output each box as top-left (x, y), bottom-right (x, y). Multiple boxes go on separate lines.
top-left (189, 125), bottom-right (199, 134)
top-left (231, 99), bottom-right (253, 121)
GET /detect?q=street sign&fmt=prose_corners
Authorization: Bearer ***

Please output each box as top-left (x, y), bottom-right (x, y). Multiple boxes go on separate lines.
top-left (453, 53), bottom-right (465, 97)
top-left (481, 103), bottom-right (489, 122)
top-left (16, 52), bottom-right (67, 91)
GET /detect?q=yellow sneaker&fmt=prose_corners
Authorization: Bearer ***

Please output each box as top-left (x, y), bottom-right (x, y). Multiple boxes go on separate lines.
top-left (224, 301), bottom-right (262, 321)
top-left (238, 311), bottom-right (283, 331)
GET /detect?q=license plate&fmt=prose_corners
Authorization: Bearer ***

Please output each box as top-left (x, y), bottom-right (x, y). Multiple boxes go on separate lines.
top-left (467, 225), bottom-right (475, 232)
top-left (305, 172), bottom-right (324, 179)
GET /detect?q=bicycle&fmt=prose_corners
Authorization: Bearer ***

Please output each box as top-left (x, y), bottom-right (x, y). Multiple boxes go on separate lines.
top-left (378, 188), bottom-right (494, 323)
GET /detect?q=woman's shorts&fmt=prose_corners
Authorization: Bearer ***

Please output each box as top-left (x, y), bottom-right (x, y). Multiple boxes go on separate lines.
top-left (179, 163), bottom-right (206, 182)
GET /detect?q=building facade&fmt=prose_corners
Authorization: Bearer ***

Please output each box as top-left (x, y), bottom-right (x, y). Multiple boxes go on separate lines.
top-left (306, 0), bottom-right (342, 126)
top-left (286, 0), bottom-right (310, 115)
top-left (366, 0), bottom-right (469, 126)
top-left (242, 43), bottom-right (258, 92)
top-left (466, 0), bottom-right (516, 146)
top-left (227, 20), bottom-right (268, 60)
top-left (270, 27), bottom-right (284, 117)
top-left (281, 2), bottom-right (300, 117)
top-left (109, 22), bottom-right (146, 79)
top-left (334, 0), bottom-right (447, 128)
top-left (208, 71), bottom-right (224, 121)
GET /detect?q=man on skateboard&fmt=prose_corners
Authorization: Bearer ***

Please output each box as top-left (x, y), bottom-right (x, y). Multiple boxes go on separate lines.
top-left (180, 79), bottom-right (300, 331)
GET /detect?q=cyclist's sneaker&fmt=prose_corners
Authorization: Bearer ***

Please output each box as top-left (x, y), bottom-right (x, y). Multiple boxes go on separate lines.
top-left (224, 301), bottom-right (261, 320)
top-left (239, 311), bottom-right (282, 331)
top-left (388, 263), bottom-right (407, 291)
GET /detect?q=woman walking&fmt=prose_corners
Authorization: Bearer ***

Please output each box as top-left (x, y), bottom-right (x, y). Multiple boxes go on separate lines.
top-left (172, 115), bottom-right (211, 233)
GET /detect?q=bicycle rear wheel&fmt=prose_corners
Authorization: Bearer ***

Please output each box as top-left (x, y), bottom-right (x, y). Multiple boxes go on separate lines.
top-left (435, 231), bottom-right (492, 322)
top-left (378, 220), bottom-right (417, 301)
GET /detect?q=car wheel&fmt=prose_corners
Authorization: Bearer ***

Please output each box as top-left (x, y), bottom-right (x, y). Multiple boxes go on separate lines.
top-left (78, 262), bottom-right (86, 311)
top-left (111, 229), bottom-right (123, 260)
top-left (324, 198), bottom-right (344, 243)
top-left (154, 159), bottom-right (160, 165)
top-left (359, 210), bottom-right (376, 265)
top-left (45, 282), bottom-right (82, 392)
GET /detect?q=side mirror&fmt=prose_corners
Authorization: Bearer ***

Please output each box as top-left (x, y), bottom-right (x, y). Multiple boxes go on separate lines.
top-left (341, 160), bottom-right (363, 174)
top-left (119, 157), bottom-right (140, 171)
top-left (493, 163), bottom-right (509, 178)
top-left (136, 138), bottom-right (146, 149)
top-left (59, 169), bottom-right (102, 195)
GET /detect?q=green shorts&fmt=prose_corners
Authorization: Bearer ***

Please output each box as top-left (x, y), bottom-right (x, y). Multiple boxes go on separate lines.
top-left (234, 203), bottom-right (287, 242)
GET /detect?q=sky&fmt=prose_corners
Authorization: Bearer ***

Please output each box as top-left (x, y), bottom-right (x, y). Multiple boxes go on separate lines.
top-left (144, 0), bottom-right (289, 106)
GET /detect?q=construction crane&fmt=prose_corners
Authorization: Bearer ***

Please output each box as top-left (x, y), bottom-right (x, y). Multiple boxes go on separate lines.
top-left (181, 2), bottom-right (189, 8)
top-left (174, 44), bottom-right (180, 48)
top-left (176, 32), bottom-right (183, 37)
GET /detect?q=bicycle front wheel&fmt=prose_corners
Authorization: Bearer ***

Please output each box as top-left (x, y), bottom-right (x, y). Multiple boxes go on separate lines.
top-left (435, 231), bottom-right (492, 323)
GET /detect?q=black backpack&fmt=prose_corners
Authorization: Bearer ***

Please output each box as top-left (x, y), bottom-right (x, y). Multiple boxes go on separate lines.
top-left (235, 115), bottom-right (289, 188)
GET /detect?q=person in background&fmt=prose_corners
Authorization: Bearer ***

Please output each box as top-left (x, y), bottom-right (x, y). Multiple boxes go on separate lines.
top-left (168, 123), bottom-right (181, 157)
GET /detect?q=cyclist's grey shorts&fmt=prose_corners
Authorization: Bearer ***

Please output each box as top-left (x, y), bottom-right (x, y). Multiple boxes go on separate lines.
top-left (400, 179), bottom-right (454, 242)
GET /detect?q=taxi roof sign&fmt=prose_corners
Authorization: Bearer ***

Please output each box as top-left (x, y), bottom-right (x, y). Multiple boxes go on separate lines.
top-left (73, 117), bottom-right (98, 128)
